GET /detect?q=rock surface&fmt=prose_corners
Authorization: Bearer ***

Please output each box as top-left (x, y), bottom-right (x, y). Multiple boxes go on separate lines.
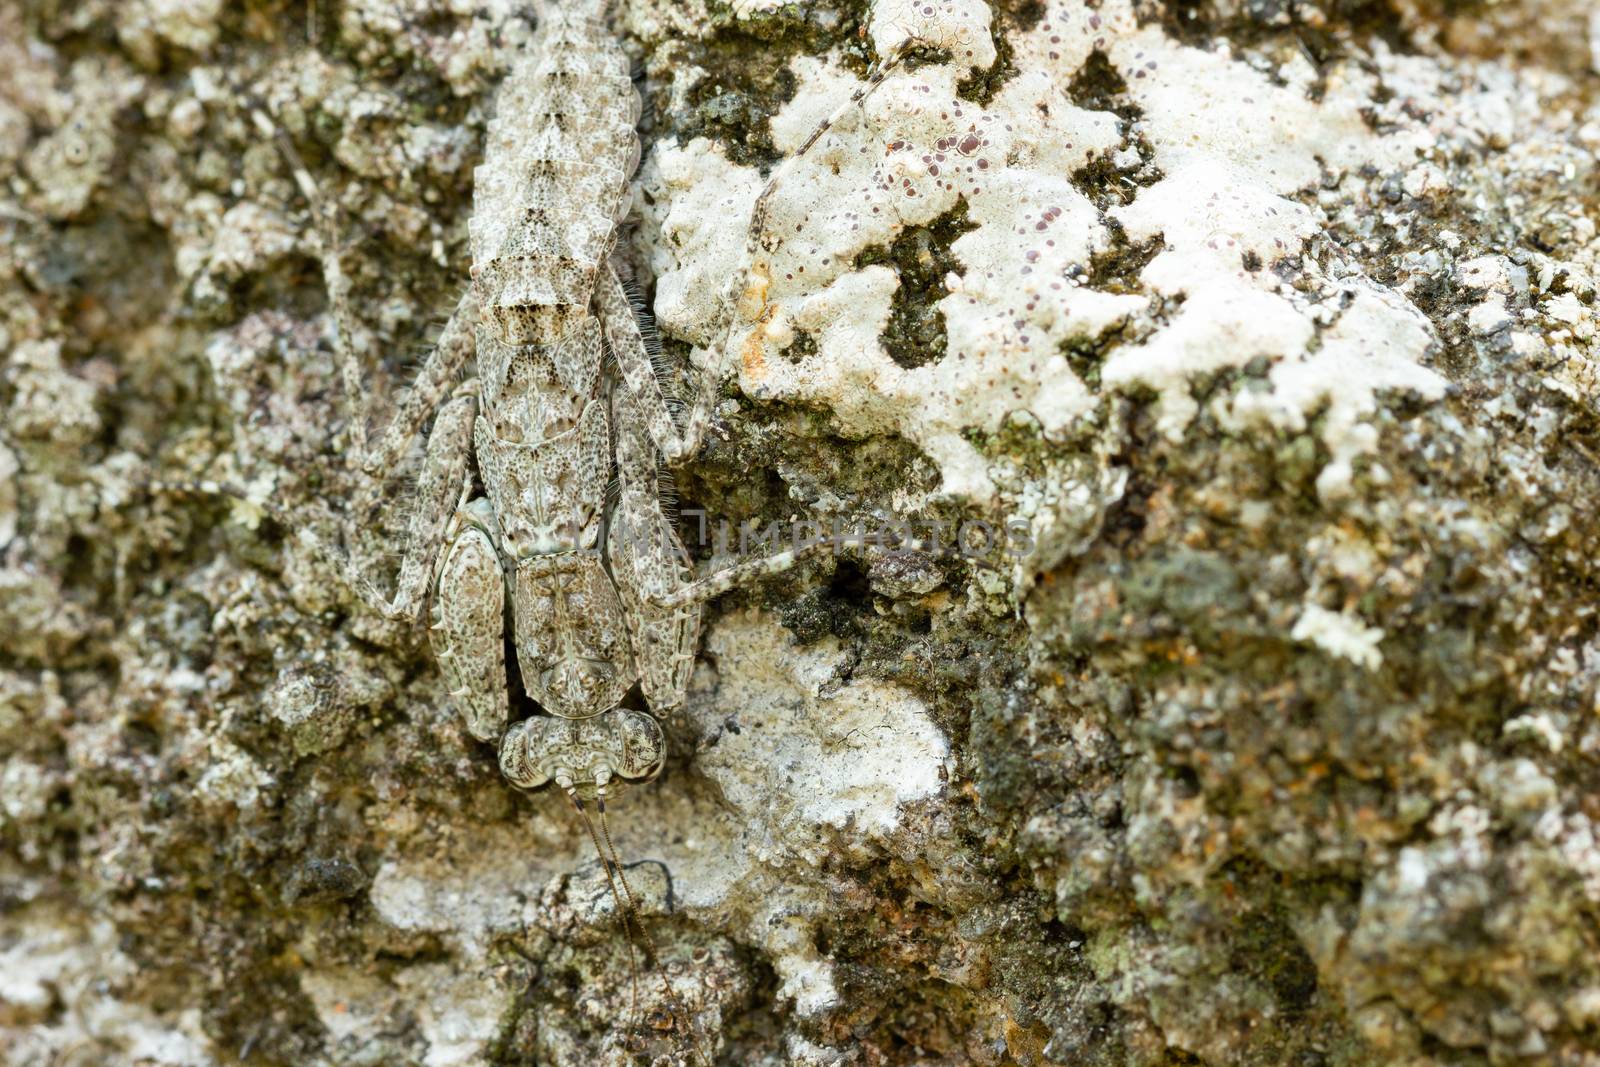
top-left (4, 0), bottom-right (1600, 1063)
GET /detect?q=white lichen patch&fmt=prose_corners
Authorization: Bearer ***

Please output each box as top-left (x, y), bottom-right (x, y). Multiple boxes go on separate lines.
top-left (537, 608), bottom-right (956, 1017)
top-left (647, 43), bottom-right (1127, 500)
top-left (870, 0), bottom-right (996, 71)
top-left (762, 918), bottom-right (843, 1018)
top-left (745, 56), bottom-right (1127, 500)
top-left (640, 141), bottom-right (765, 351)
top-left (0, 906), bottom-right (217, 1066)
top-left (1290, 603), bottom-right (1386, 670)
top-left (690, 608), bottom-right (951, 865)
top-left (1101, 283), bottom-right (1313, 439)
top-left (1224, 283), bottom-right (1446, 499)
top-left (643, 0), bottom-right (1454, 504)
top-left (1107, 24), bottom-right (1405, 191)
top-left (1091, 19), bottom-right (1447, 499)
top-left (396, 964), bottom-right (507, 1067)
top-left (369, 821), bottom-right (567, 954)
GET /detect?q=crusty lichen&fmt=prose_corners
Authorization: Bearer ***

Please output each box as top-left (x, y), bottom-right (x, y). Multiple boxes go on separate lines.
top-left (5, 0), bottom-right (1600, 1063)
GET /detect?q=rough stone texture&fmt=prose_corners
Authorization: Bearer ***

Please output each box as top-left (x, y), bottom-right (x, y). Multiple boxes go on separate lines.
top-left (4, 0), bottom-right (1600, 1064)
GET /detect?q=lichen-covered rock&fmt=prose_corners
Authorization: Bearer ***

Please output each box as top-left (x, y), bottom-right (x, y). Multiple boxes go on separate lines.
top-left (4, 0), bottom-right (1600, 1064)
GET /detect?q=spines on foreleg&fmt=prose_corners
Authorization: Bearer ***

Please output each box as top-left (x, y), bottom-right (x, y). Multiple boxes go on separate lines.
top-left (598, 264), bottom-right (721, 466)
top-left (614, 274), bottom-right (670, 382)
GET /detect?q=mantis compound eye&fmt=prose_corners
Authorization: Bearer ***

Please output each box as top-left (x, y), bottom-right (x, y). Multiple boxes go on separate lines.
top-left (614, 709), bottom-right (664, 783)
top-left (498, 717), bottom-right (552, 790)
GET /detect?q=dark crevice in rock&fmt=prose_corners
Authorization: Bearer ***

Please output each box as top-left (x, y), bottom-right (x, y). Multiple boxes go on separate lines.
top-left (854, 199), bottom-right (977, 369)
top-left (956, 0), bottom-right (1045, 105)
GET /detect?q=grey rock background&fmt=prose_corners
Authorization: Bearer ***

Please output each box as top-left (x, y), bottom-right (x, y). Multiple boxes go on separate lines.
top-left (4, 0), bottom-right (1600, 1064)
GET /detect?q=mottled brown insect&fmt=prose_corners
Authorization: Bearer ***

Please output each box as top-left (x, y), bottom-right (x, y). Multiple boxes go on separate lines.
top-left (228, 5), bottom-right (922, 1058)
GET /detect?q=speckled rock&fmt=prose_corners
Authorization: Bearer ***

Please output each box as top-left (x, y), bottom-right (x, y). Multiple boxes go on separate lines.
top-left (4, 0), bottom-right (1600, 1064)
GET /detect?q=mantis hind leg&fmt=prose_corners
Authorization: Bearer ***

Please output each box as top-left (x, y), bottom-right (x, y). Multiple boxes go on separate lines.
top-left (252, 107), bottom-right (480, 625)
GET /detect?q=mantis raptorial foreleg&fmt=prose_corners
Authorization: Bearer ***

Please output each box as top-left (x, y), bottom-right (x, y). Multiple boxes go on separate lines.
top-left (596, 263), bottom-right (725, 466)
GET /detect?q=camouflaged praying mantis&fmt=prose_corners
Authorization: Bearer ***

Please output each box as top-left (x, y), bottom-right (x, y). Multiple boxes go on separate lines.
top-left (230, 2), bottom-right (920, 1058)
top-left (264, 6), bottom-right (814, 803)
top-left (257, 5), bottom-right (915, 807)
